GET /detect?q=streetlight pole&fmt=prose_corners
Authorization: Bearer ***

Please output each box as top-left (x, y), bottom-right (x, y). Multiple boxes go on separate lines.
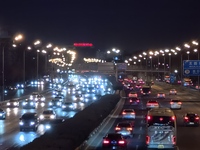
top-left (37, 50), bottom-right (39, 81)
top-left (2, 46), bottom-right (4, 102)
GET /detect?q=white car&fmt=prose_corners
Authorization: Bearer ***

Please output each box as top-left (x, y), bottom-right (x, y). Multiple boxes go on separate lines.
top-left (146, 100), bottom-right (159, 109)
top-left (128, 91), bottom-right (138, 98)
top-left (39, 110), bottom-right (56, 121)
top-left (170, 99), bottom-right (182, 109)
top-left (157, 92), bottom-right (165, 99)
top-left (169, 89), bottom-right (177, 95)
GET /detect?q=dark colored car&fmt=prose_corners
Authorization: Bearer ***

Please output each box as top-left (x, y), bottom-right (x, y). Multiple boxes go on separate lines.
top-left (0, 108), bottom-right (6, 120)
top-left (61, 102), bottom-right (76, 111)
top-left (49, 99), bottom-right (62, 108)
top-left (43, 118), bottom-right (65, 131)
top-left (6, 99), bottom-right (19, 107)
top-left (128, 97), bottom-right (140, 105)
top-left (19, 112), bottom-right (39, 131)
top-left (102, 133), bottom-right (127, 149)
top-left (183, 112), bottom-right (200, 126)
top-left (140, 87), bottom-right (151, 96)
top-left (22, 99), bottom-right (36, 109)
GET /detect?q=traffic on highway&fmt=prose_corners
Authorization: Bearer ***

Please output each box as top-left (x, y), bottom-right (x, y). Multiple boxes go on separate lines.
top-left (0, 74), bottom-right (113, 149)
top-left (80, 78), bottom-right (200, 150)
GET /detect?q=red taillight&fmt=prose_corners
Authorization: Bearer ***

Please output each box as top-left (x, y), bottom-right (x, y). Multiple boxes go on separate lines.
top-left (136, 100), bottom-right (140, 103)
top-left (103, 140), bottom-right (110, 144)
top-left (184, 116), bottom-right (188, 120)
top-left (171, 116), bottom-right (176, 120)
top-left (172, 136), bottom-right (176, 145)
top-left (127, 127), bottom-right (133, 131)
top-left (146, 136), bottom-right (150, 144)
top-left (170, 102), bottom-right (173, 104)
top-left (195, 117), bottom-right (199, 120)
top-left (115, 127), bottom-right (121, 130)
top-left (129, 100), bottom-right (132, 102)
top-left (131, 112), bottom-right (135, 115)
top-left (147, 115), bottom-right (151, 120)
top-left (122, 112), bottom-right (126, 115)
top-left (178, 102), bottom-right (182, 105)
top-left (118, 140), bottom-right (125, 144)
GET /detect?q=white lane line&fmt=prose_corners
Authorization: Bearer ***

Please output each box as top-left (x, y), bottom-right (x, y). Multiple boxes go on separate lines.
top-left (138, 134), bottom-right (141, 139)
top-left (140, 127), bottom-right (142, 130)
top-left (136, 145), bottom-right (139, 150)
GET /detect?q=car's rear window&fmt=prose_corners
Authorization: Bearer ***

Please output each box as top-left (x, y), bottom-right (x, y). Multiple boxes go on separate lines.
top-left (117, 123), bottom-right (131, 127)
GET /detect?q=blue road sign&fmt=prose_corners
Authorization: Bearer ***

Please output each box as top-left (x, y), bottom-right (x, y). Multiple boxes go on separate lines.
top-left (183, 60), bottom-right (200, 76)
top-left (170, 73), bottom-right (176, 83)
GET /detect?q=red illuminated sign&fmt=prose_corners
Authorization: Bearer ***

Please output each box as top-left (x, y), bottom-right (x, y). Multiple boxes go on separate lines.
top-left (73, 43), bottom-right (93, 47)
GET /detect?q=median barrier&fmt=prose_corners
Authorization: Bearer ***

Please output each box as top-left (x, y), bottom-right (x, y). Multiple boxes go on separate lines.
top-left (20, 94), bottom-right (121, 150)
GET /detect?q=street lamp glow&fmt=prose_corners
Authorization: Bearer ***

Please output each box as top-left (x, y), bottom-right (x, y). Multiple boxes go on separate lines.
top-left (174, 70), bottom-right (178, 73)
top-left (34, 40), bottom-right (41, 45)
top-left (14, 34), bottom-right (23, 41)
top-left (46, 44), bottom-right (52, 48)
top-left (139, 54), bottom-right (142, 57)
top-left (175, 47), bottom-right (181, 51)
top-left (184, 43), bottom-right (190, 48)
top-left (186, 51), bottom-right (190, 54)
top-left (192, 41), bottom-right (198, 45)
top-left (160, 50), bottom-right (164, 53)
top-left (27, 46), bottom-right (31, 50)
top-left (133, 56), bottom-right (137, 59)
top-left (143, 52), bottom-right (147, 55)
top-left (165, 49), bottom-right (169, 53)
top-left (149, 51), bottom-right (154, 55)
top-left (107, 51), bottom-right (111, 54)
top-left (194, 49), bottom-right (198, 52)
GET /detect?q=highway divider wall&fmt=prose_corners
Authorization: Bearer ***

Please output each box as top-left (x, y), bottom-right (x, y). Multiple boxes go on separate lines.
top-left (20, 94), bottom-right (121, 150)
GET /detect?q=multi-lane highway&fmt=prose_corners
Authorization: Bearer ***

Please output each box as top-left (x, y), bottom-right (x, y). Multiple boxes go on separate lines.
top-left (82, 81), bottom-right (200, 150)
top-left (0, 75), bottom-right (113, 150)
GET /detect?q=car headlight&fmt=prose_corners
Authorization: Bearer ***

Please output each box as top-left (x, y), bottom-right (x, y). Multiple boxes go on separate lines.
top-left (0, 114), bottom-right (2, 116)
top-left (30, 102), bottom-right (34, 105)
top-left (7, 102), bottom-right (10, 106)
top-left (22, 102), bottom-right (26, 105)
top-left (40, 115), bottom-right (44, 119)
top-left (50, 115), bottom-right (55, 119)
top-left (45, 124), bottom-right (51, 129)
top-left (62, 105), bottom-right (66, 108)
top-left (30, 122), bottom-right (35, 125)
top-left (49, 102), bottom-right (52, 105)
top-left (57, 102), bottom-right (60, 105)
top-left (19, 121), bottom-right (24, 125)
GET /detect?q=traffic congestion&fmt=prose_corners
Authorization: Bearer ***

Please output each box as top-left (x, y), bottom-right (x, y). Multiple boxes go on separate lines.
top-left (0, 74), bottom-right (114, 149)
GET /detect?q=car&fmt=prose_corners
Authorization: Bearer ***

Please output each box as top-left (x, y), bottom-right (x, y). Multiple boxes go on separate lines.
top-left (19, 112), bottom-right (39, 131)
top-left (61, 102), bottom-right (76, 110)
top-left (48, 99), bottom-right (62, 108)
top-left (141, 87), bottom-right (151, 96)
top-left (169, 89), bottom-right (177, 95)
top-left (6, 99), bottom-right (19, 107)
top-left (146, 100), bottom-right (159, 109)
top-left (102, 133), bottom-right (127, 149)
top-left (170, 99), bottom-right (182, 109)
top-left (54, 96), bottom-right (64, 102)
top-left (36, 94), bottom-right (46, 102)
top-left (135, 84), bottom-right (142, 89)
top-left (128, 91), bottom-right (138, 98)
top-left (39, 110), bottom-right (56, 121)
top-left (0, 108), bottom-right (6, 119)
top-left (115, 122), bottom-right (133, 137)
top-left (22, 99), bottom-right (36, 109)
top-left (122, 109), bottom-right (135, 119)
top-left (43, 118), bottom-right (65, 131)
top-left (157, 92), bottom-right (165, 99)
top-left (29, 92), bottom-right (40, 101)
top-left (183, 112), bottom-right (200, 126)
top-left (128, 97), bottom-right (140, 105)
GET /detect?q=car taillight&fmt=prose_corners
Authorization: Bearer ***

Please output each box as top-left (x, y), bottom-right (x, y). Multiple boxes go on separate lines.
top-left (122, 112), bottom-right (126, 115)
top-left (118, 140), bottom-right (125, 144)
top-left (103, 140), bottom-right (110, 144)
top-left (147, 115), bottom-right (151, 120)
top-left (115, 127), bottom-right (121, 130)
top-left (146, 136), bottom-right (150, 144)
top-left (171, 116), bottom-right (176, 120)
top-left (131, 112), bottom-right (135, 115)
top-left (129, 100), bottom-right (132, 102)
top-left (195, 117), bottom-right (199, 120)
top-left (172, 136), bottom-right (176, 144)
top-left (184, 116), bottom-right (188, 120)
top-left (170, 102), bottom-right (174, 104)
top-left (127, 127), bottom-right (132, 131)
top-left (178, 102), bottom-right (182, 105)
top-left (136, 100), bottom-right (140, 103)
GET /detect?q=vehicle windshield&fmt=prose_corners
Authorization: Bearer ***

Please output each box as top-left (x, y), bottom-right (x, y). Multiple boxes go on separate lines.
top-left (43, 111), bottom-right (54, 114)
top-left (22, 114), bottom-right (36, 120)
top-left (147, 116), bottom-right (175, 127)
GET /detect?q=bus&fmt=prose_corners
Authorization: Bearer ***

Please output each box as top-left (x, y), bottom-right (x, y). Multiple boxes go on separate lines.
top-left (146, 108), bottom-right (177, 149)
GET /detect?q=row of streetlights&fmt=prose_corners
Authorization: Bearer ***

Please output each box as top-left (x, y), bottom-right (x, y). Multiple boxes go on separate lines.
top-left (1, 33), bottom-right (77, 101)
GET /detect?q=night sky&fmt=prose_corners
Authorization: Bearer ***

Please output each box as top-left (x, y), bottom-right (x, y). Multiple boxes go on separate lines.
top-left (1, 0), bottom-right (200, 54)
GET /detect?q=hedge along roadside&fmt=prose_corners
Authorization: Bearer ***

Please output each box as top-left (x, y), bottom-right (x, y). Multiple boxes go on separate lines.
top-left (20, 94), bottom-right (121, 150)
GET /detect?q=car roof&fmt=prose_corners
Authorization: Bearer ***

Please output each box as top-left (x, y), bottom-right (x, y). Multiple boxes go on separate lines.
top-left (117, 122), bottom-right (132, 126)
top-left (171, 99), bottom-right (180, 102)
top-left (186, 112), bottom-right (198, 115)
top-left (147, 100), bottom-right (158, 102)
top-left (22, 112), bottom-right (37, 117)
top-left (123, 109), bottom-right (134, 112)
top-left (43, 110), bottom-right (54, 113)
